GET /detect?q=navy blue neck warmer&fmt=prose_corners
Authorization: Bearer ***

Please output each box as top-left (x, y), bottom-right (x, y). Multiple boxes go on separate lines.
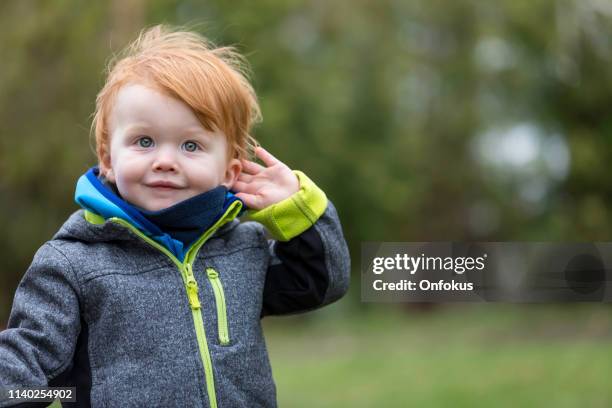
top-left (138, 186), bottom-right (229, 248)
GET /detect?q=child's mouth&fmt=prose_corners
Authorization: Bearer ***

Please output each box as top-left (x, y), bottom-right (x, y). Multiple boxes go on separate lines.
top-left (146, 181), bottom-right (184, 190)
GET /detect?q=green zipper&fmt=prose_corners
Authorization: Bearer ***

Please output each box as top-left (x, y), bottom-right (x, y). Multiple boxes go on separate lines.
top-left (206, 268), bottom-right (230, 345)
top-left (86, 200), bottom-right (242, 408)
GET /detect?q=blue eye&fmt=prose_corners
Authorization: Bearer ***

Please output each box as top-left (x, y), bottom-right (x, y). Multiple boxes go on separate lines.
top-left (183, 141), bottom-right (199, 152)
top-left (138, 137), bottom-right (153, 148)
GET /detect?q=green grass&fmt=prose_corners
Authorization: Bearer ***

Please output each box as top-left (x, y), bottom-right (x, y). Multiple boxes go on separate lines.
top-left (46, 304), bottom-right (612, 407)
top-left (263, 304), bottom-right (612, 407)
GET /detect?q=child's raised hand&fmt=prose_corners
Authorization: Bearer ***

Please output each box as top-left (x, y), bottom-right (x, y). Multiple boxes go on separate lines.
top-left (233, 147), bottom-right (299, 210)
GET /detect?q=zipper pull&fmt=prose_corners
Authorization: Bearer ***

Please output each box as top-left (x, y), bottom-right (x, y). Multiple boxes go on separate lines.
top-left (206, 268), bottom-right (218, 279)
top-left (185, 263), bottom-right (201, 310)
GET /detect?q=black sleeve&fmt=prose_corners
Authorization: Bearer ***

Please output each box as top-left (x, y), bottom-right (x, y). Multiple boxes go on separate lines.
top-left (261, 226), bottom-right (329, 317)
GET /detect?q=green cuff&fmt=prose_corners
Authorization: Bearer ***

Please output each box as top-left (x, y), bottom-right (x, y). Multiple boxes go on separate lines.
top-left (246, 170), bottom-right (328, 241)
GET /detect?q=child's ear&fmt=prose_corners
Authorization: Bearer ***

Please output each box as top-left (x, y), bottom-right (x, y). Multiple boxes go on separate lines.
top-left (105, 168), bottom-right (116, 184)
top-left (221, 158), bottom-right (242, 190)
top-left (99, 155), bottom-right (116, 183)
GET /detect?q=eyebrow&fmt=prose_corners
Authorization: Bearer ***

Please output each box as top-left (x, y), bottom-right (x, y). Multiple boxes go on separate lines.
top-left (124, 123), bottom-right (152, 133)
top-left (124, 124), bottom-right (212, 140)
top-left (183, 126), bottom-right (209, 135)
top-left (182, 127), bottom-right (213, 141)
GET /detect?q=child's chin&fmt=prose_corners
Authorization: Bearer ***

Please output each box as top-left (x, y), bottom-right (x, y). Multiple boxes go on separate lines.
top-left (147, 200), bottom-right (179, 211)
top-left (135, 197), bottom-right (181, 212)
top-left (139, 191), bottom-right (193, 211)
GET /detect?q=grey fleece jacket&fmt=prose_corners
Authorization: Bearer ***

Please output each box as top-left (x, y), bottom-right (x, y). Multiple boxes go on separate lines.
top-left (0, 194), bottom-right (350, 407)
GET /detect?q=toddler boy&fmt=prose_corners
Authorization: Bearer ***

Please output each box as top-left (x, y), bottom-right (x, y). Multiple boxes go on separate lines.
top-left (0, 25), bottom-right (350, 407)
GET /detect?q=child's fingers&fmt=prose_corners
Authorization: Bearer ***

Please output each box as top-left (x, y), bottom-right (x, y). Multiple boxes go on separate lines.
top-left (237, 173), bottom-right (253, 183)
top-left (241, 159), bottom-right (265, 175)
top-left (234, 192), bottom-right (263, 209)
top-left (255, 147), bottom-right (280, 167)
top-left (232, 180), bottom-right (258, 193)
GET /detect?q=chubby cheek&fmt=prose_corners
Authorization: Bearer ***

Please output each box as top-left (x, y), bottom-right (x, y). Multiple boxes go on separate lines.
top-left (191, 161), bottom-right (226, 190)
top-left (114, 167), bottom-right (137, 191)
top-left (111, 154), bottom-right (145, 190)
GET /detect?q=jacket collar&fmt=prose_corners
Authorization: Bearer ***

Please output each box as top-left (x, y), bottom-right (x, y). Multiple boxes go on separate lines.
top-left (73, 166), bottom-right (244, 261)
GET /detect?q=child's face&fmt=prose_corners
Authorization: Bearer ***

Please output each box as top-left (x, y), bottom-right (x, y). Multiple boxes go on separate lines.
top-left (101, 83), bottom-right (241, 211)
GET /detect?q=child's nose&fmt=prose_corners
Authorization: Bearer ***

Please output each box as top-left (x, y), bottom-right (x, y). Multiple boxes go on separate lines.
top-left (152, 146), bottom-right (178, 172)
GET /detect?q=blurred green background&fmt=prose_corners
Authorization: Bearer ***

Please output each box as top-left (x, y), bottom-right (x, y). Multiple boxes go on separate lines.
top-left (1, 0), bottom-right (611, 406)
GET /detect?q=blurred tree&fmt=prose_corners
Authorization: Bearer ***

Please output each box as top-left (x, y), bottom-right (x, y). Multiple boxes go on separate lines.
top-left (1, 0), bottom-right (612, 320)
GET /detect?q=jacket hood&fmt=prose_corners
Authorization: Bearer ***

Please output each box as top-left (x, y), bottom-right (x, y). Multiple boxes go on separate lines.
top-left (53, 166), bottom-right (244, 262)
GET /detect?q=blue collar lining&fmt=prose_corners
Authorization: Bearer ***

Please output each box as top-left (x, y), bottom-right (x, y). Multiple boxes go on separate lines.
top-left (85, 167), bottom-right (164, 236)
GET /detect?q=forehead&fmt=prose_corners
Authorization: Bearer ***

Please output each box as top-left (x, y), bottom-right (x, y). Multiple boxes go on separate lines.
top-left (109, 83), bottom-right (202, 132)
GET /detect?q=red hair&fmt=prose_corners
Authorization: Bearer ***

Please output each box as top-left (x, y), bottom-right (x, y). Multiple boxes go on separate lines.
top-left (92, 25), bottom-right (261, 170)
